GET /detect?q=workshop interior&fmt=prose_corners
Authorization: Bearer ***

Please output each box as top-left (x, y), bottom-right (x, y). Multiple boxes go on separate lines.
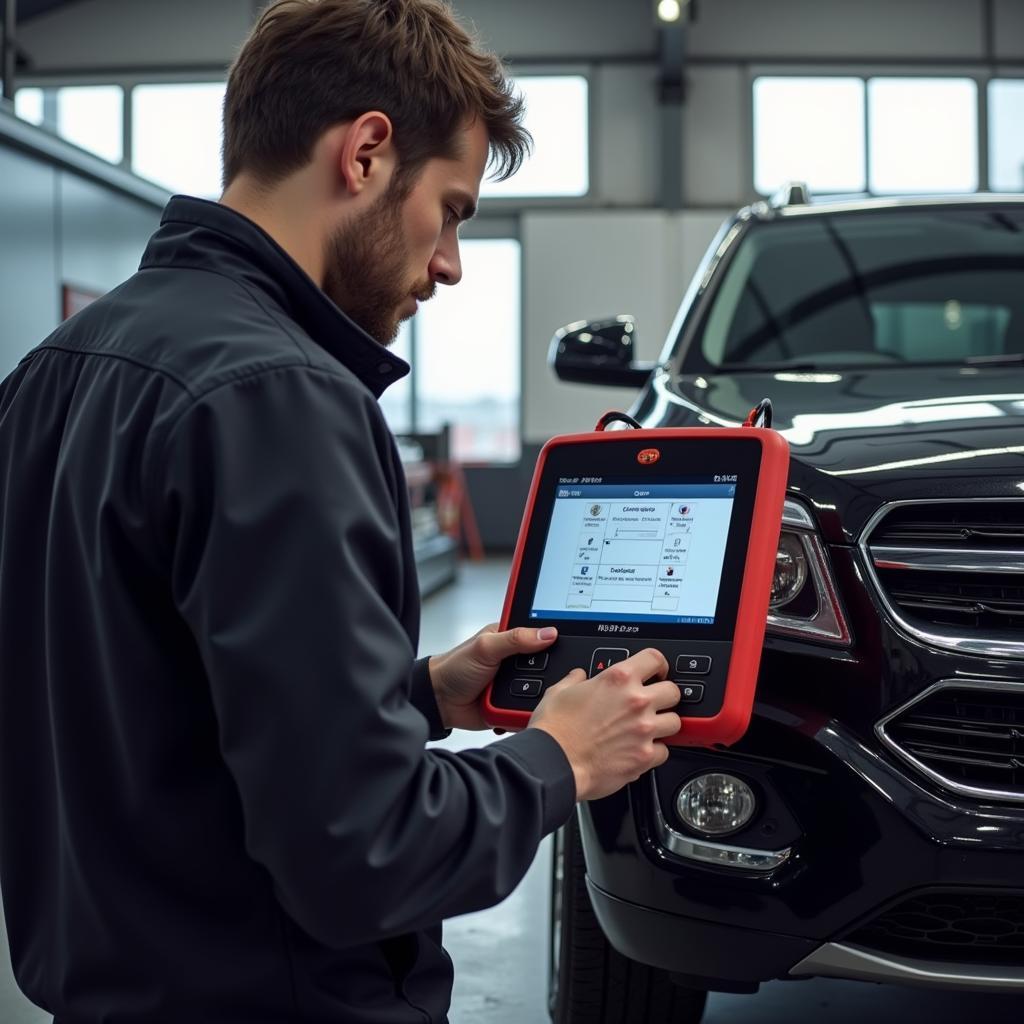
top-left (3, 1), bottom-right (1024, 1022)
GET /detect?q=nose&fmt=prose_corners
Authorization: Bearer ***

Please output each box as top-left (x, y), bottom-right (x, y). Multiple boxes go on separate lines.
top-left (428, 237), bottom-right (463, 287)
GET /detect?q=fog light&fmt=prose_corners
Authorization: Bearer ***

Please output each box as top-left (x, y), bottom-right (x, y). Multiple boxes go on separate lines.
top-left (770, 533), bottom-right (808, 608)
top-left (676, 773), bottom-right (756, 837)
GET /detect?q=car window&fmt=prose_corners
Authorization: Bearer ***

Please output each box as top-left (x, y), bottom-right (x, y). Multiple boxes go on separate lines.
top-left (697, 210), bottom-right (1024, 370)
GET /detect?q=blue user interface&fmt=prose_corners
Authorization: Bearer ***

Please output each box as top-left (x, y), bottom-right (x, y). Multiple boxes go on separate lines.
top-left (530, 482), bottom-right (737, 625)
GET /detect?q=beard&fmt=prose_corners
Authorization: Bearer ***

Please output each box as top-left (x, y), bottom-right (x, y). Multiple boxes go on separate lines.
top-left (321, 179), bottom-right (431, 346)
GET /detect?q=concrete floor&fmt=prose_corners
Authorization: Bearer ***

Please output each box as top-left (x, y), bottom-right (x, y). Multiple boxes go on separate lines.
top-left (2, 556), bottom-right (1022, 1022)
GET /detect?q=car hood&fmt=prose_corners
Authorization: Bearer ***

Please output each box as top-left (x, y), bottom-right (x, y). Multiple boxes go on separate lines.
top-left (643, 365), bottom-right (1024, 542)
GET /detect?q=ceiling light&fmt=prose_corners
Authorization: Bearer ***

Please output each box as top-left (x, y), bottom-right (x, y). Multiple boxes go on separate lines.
top-left (657, 0), bottom-right (682, 23)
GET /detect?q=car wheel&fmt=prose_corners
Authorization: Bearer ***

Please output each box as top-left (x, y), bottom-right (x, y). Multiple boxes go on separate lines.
top-left (548, 815), bottom-right (708, 1024)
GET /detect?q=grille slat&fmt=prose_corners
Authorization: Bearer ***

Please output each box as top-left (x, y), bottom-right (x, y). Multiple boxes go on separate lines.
top-left (901, 745), bottom-right (1017, 772)
top-left (899, 716), bottom-right (1017, 739)
top-left (891, 591), bottom-right (1024, 619)
top-left (902, 732), bottom-right (1020, 757)
top-left (882, 685), bottom-right (1024, 799)
top-left (885, 526), bottom-right (1024, 544)
top-left (866, 501), bottom-right (1024, 651)
top-left (874, 511), bottom-right (1024, 549)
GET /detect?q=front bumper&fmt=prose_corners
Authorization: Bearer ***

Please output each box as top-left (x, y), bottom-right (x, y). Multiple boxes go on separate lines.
top-left (580, 704), bottom-right (1024, 991)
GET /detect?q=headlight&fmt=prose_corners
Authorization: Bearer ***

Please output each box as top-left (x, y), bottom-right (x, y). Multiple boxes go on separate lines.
top-left (770, 533), bottom-right (807, 608)
top-left (676, 773), bottom-right (757, 836)
top-left (766, 499), bottom-right (851, 644)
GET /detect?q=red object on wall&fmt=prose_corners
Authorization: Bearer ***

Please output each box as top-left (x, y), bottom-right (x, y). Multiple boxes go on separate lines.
top-left (62, 284), bottom-right (104, 321)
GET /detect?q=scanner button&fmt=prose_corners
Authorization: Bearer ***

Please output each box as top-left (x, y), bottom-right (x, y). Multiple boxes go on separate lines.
top-left (514, 653), bottom-right (549, 672)
top-left (678, 683), bottom-right (705, 704)
top-left (676, 655), bottom-right (712, 676)
top-left (510, 678), bottom-right (543, 698)
top-left (590, 648), bottom-right (630, 677)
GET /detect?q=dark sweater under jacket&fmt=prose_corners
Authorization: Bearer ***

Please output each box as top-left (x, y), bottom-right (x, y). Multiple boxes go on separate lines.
top-left (0, 196), bottom-right (575, 1023)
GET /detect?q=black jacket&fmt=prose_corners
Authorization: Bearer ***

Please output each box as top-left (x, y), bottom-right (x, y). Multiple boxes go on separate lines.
top-left (0, 196), bottom-right (575, 1023)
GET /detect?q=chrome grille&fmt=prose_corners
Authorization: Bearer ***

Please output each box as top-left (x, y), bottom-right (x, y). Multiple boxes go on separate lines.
top-left (877, 681), bottom-right (1024, 802)
top-left (862, 500), bottom-right (1024, 658)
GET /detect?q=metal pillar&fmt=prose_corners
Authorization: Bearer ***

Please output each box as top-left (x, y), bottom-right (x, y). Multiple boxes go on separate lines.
top-left (2, 0), bottom-right (16, 102)
top-left (657, 21), bottom-right (686, 211)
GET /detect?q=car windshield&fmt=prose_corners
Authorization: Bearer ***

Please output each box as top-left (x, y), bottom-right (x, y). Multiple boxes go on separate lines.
top-left (698, 208), bottom-right (1024, 371)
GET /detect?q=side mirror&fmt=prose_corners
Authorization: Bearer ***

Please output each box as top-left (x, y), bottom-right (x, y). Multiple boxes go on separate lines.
top-left (549, 315), bottom-right (657, 387)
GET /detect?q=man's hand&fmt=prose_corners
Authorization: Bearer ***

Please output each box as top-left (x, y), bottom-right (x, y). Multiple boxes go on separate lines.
top-left (528, 649), bottom-right (681, 801)
top-left (428, 624), bottom-right (559, 731)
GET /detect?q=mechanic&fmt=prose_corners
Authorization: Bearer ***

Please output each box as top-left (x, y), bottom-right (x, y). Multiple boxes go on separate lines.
top-left (0, 1), bottom-right (682, 1022)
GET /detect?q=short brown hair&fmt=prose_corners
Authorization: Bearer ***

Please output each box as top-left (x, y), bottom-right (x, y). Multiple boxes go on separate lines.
top-left (222, 0), bottom-right (530, 189)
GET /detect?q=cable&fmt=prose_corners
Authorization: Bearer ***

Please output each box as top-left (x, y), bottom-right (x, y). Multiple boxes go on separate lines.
top-left (594, 410), bottom-right (643, 432)
top-left (743, 399), bottom-right (773, 429)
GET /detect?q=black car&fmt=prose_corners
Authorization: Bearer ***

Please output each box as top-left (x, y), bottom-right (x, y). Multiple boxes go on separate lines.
top-left (547, 188), bottom-right (1024, 1023)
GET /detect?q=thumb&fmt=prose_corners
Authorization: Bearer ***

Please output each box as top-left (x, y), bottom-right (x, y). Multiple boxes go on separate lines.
top-left (477, 625), bottom-right (558, 662)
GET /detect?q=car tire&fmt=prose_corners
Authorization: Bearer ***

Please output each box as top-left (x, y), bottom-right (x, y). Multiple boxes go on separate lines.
top-left (549, 815), bottom-right (708, 1024)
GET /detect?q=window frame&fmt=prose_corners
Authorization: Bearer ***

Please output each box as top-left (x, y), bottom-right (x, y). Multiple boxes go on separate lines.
top-left (15, 66), bottom-right (596, 205)
top-left (749, 65), bottom-right (1024, 197)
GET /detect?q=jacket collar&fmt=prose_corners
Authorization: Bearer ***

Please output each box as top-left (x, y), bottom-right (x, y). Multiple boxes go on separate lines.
top-left (140, 195), bottom-right (410, 398)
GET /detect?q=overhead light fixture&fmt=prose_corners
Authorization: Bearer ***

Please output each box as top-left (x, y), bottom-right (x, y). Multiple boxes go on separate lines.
top-left (657, 0), bottom-right (683, 21)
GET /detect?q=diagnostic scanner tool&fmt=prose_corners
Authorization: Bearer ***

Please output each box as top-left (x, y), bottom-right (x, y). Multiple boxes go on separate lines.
top-left (483, 420), bottom-right (789, 747)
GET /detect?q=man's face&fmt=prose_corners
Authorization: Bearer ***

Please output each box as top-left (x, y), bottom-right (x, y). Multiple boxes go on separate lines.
top-left (322, 119), bottom-right (489, 344)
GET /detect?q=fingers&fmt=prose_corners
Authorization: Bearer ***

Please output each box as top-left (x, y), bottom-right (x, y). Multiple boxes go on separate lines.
top-left (547, 667), bottom-right (587, 691)
top-left (598, 647), bottom-right (668, 683)
top-left (646, 680), bottom-right (684, 711)
top-left (476, 625), bottom-right (559, 662)
top-left (652, 711), bottom-right (682, 740)
top-left (649, 741), bottom-right (671, 769)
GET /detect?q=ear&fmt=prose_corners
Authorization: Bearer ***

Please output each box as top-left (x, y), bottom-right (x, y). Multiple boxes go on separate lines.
top-left (337, 111), bottom-right (395, 197)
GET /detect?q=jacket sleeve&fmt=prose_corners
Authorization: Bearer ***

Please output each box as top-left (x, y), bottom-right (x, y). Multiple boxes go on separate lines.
top-left (409, 656), bottom-right (450, 740)
top-left (151, 366), bottom-right (575, 950)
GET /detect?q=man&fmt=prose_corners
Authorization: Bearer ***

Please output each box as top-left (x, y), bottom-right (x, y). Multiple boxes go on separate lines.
top-left (0, 1), bottom-right (681, 1021)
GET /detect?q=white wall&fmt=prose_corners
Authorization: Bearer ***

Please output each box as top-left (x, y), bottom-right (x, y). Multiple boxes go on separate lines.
top-left (521, 210), bottom-right (729, 443)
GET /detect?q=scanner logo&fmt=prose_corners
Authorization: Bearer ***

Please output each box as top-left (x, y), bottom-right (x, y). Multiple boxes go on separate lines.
top-left (637, 448), bottom-right (661, 465)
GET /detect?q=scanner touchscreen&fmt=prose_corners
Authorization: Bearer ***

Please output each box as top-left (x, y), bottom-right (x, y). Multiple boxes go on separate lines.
top-left (530, 481), bottom-right (736, 626)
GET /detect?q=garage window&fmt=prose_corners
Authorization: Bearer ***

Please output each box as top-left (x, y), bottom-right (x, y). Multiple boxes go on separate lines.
top-left (13, 87), bottom-right (44, 126)
top-left (131, 83), bottom-right (226, 198)
top-left (481, 76), bottom-right (589, 198)
top-left (868, 78), bottom-right (978, 195)
top-left (753, 77), bottom-right (866, 196)
top-left (14, 85), bottom-right (123, 164)
top-left (754, 76), bottom-right (980, 196)
top-left (380, 239), bottom-right (521, 464)
top-left (989, 80), bottom-right (1024, 193)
